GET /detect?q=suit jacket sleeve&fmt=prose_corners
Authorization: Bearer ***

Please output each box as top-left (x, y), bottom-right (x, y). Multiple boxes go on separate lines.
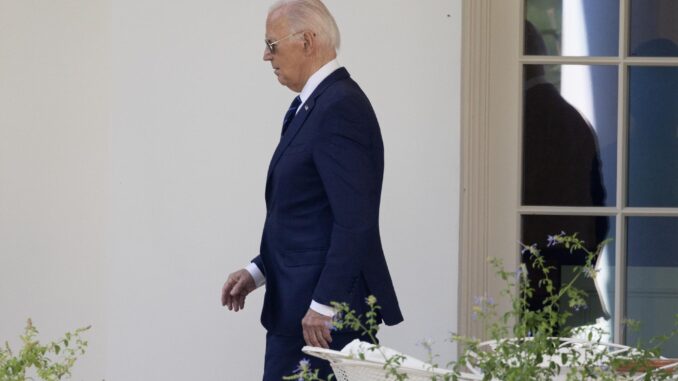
top-left (311, 96), bottom-right (383, 306)
top-left (251, 255), bottom-right (265, 277)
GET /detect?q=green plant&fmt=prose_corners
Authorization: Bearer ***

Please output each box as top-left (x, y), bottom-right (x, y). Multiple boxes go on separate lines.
top-left (455, 232), bottom-right (678, 380)
top-left (0, 319), bottom-right (90, 381)
top-left (287, 232), bottom-right (678, 381)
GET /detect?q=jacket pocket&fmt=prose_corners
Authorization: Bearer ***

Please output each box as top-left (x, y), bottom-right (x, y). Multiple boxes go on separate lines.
top-left (281, 248), bottom-right (327, 267)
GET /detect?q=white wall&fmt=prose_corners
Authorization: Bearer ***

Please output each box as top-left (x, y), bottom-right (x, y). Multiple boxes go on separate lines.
top-left (0, 0), bottom-right (110, 379)
top-left (1, 1), bottom-right (460, 380)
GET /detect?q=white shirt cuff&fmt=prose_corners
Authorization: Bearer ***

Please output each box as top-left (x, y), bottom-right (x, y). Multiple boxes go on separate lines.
top-left (310, 300), bottom-right (336, 317)
top-left (245, 262), bottom-right (266, 288)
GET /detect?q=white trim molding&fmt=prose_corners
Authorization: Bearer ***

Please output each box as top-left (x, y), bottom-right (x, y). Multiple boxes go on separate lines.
top-left (459, 0), bottom-right (492, 339)
top-left (459, 0), bottom-right (522, 339)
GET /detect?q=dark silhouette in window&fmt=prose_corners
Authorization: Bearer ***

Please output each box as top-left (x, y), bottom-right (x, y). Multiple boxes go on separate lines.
top-left (522, 21), bottom-right (610, 330)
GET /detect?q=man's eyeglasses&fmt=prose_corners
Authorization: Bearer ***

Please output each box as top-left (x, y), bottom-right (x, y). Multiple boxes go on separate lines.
top-left (265, 31), bottom-right (303, 54)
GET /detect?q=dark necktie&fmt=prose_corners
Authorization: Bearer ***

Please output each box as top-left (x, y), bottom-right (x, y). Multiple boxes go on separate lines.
top-left (281, 96), bottom-right (301, 136)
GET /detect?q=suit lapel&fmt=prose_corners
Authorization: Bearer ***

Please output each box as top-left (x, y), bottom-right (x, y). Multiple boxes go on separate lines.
top-left (267, 100), bottom-right (313, 179)
top-left (265, 68), bottom-right (350, 204)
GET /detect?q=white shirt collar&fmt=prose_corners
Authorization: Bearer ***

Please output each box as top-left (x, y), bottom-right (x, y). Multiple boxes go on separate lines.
top-left (298, 59), bottom-right (341, 105)
top-left (524, 75), bottom-right (549, 92)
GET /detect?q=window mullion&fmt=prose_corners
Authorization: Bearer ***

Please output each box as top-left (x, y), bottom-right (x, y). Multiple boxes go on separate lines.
top-left (614, 0), bottom-right (630, 345)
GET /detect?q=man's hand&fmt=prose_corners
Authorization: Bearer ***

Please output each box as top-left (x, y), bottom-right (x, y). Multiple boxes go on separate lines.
top-left (221, 269), bottom-right (256, 312)
top-left (302, 308), bottom-right (333, 349)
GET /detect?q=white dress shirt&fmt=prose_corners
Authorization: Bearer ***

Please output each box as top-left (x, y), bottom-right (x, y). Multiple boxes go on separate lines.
top-left (244, 59), bottom-right (342, 318)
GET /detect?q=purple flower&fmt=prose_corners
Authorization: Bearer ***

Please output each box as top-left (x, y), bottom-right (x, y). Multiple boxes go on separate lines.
top-left (473, 295), bottom-right (495, 306)
top-left (417, 338), bottom-right (435, 349)
top-left (547, 231), bottom-right (567, 247)
top-left (521, 243), bottom-right (538, 255)
top-left (546, 235), bottom-right (558, 247)
top-left (583, 267), bottom-right (599, 279)
top-left (514, 264), bottom-right (528, 281)
top-left (573, 302), bottom-right (588, 312)
top-left (471, 295), bottom-right (495, 320)
top-left (294, 358), bottom-right (311, 373)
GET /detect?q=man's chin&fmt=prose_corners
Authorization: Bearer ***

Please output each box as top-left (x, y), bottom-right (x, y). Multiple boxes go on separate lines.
top-left (275, 76), bottom-right (298, 91)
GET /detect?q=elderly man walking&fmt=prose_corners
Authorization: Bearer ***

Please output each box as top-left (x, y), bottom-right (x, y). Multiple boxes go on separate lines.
top-left (221, 1), bottom-right (403, 379)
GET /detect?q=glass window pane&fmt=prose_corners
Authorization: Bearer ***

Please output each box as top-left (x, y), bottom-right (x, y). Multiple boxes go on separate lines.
top-left (523, 65), bottom-right (617, 207)
top-left (524, 0), bottom-right (619, 56)
top-left (522, 215), bottom-right (616, 340)
top-left (629, 0), bottom-right (678, 57)
top-left (627, 66), bottom-right (678, 207)
top-left (626, 217), bottom-right (678, 357)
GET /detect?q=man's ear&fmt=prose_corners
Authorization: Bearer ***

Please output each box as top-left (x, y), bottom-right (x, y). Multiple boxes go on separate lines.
top-left (302, 31), bottom-right (316, 55)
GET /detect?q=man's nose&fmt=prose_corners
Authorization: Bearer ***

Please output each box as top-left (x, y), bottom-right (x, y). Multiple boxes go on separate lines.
top-left (263, 48), bottom-right (272, 61)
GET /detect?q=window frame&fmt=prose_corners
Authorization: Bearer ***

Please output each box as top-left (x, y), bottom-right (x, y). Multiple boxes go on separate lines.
top-left (459, 0), bottom-right (678, 343)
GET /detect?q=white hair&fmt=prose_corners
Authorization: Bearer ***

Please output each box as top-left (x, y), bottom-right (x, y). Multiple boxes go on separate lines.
top-left (269, 0), bottom-right (341, 51)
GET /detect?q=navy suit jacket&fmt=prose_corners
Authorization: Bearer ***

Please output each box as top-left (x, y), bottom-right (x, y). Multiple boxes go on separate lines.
top-left (251, 67), bottom-right (403, 336)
